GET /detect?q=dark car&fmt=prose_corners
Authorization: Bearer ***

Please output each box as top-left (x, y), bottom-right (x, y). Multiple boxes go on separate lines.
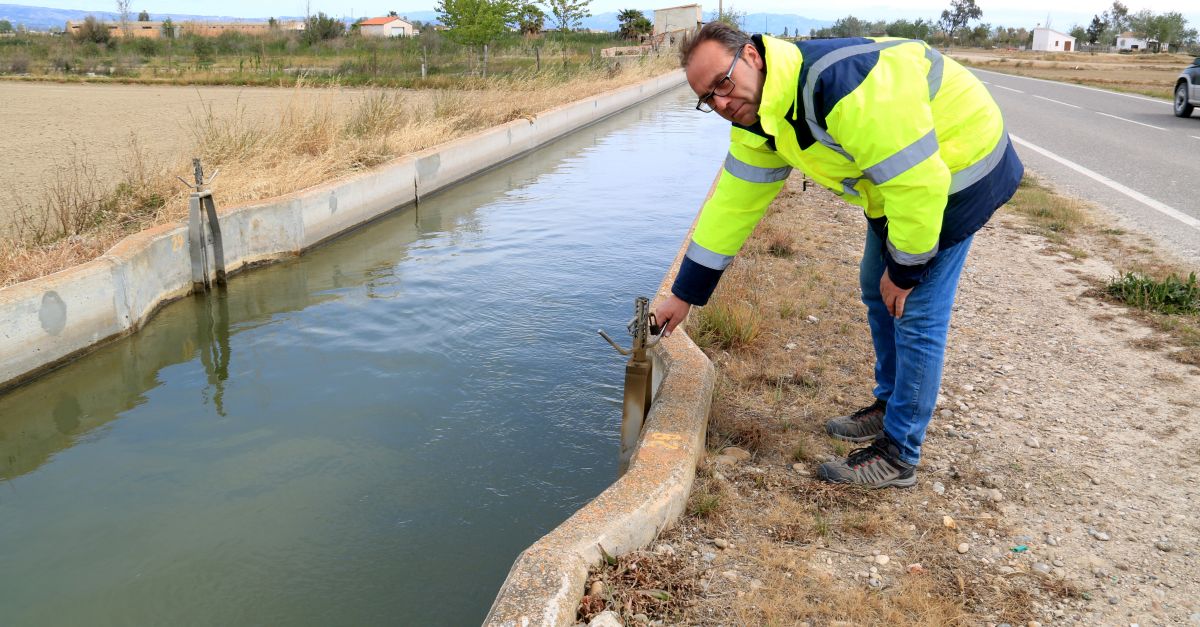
top-left (1176, 57), bottom-right (1200, 118)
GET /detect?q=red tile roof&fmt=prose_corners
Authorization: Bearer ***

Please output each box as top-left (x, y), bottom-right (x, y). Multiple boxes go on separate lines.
top-left (361, 17), bottom-right (401, 26)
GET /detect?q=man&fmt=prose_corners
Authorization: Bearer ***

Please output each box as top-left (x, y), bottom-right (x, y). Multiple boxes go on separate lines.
top-left (656, 23), bottom-right (1023, 488)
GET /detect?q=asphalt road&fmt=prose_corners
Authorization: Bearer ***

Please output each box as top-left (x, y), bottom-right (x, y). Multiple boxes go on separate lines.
top-left (969, 67), bottom-right (1200, 264)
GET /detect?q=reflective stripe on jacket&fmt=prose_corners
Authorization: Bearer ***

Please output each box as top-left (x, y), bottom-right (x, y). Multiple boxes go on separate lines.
top-left (672, 35), bottom-right (1023, 306)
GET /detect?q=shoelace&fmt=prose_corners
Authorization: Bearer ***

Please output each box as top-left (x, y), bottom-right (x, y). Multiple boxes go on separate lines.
top-left (845, 443), bottom-right (884, 468)
top-left (851, 402), bottom-right (884, 422)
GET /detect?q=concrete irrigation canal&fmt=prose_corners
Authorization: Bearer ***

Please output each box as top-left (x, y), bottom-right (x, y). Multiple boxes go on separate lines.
top-left (0, 86), bottom-right (726, 626)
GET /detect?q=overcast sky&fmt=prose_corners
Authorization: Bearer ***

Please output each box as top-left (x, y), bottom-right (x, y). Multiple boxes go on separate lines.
top-left (23, 0), bottom-right (1200, 30)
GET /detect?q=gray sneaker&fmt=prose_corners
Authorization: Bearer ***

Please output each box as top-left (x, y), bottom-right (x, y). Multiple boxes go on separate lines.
top-left (817, 436), bottom-right (916, 489)
top-left (825, 399), bottom-right (886, 443)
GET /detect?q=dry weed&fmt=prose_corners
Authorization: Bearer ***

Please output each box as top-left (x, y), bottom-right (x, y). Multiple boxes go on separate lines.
top-left (1, 58), bottom-right (677, 287)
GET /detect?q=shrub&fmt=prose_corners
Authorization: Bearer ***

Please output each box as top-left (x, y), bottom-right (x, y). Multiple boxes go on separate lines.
top-left (8, 54), bottom-right (30, 73)
top-left (73, 16), bottom-right (112, 44)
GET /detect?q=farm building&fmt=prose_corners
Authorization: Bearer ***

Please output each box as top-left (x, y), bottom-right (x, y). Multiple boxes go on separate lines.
top-left (1117, 32), bottom-right (1167, 52)
top-left (653, 4), bottom-right (701, 37)
top-left (1031, 27), bottom-right (1076, 52)
top-left (65, 20), bottom-right (164, 39)
top-left (65, 19), bottom-right (304, 39)
top-left (358, 16), bottom-right (416, 38)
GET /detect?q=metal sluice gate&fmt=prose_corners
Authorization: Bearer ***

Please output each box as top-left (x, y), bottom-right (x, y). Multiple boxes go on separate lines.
top-left (599, 296), bottom-right (665, 477)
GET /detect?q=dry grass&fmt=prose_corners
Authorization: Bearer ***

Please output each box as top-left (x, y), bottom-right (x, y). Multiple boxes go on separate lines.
top-left (0, 58), bottom-right (676, 288)
top-left (951, 50), bottom-right (1192, 99)
top-left (1004, 176), bottom-right (1090, 244)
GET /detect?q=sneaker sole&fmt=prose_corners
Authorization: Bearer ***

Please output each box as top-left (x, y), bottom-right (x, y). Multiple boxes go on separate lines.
top-left (816, 466), bottom-right (917, 489)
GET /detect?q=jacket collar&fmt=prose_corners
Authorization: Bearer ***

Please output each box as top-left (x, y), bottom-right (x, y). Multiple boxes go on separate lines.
top-left (755, 36), bottom-right (803, 140)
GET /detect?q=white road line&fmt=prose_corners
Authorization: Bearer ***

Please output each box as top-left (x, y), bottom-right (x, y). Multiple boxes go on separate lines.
top-left (990, 83), bottom-right (1024, 94)
top-left (969, 67), bottom-right (1172, 106)
top-left (1033, 94), bottom-right (1080, 109)
top-left (1094, 111), bottom-right (1166, 131)
top-left (1193, 135), bottom-right (1200, 141)
top-left (1010, 134), bottom-right (1200, 230)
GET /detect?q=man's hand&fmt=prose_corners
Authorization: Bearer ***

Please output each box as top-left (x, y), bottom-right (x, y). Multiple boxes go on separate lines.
top-left (655, 295), bottom-right (692, 337)
top-left (880, 269), bottom-right (913, 318)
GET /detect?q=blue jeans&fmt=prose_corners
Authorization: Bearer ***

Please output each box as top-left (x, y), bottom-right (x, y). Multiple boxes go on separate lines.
top-left (860, 229), bottom-right (974, 465)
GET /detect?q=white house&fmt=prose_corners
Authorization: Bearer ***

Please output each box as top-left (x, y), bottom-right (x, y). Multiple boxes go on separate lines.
top-left (359, 16), bottom-right (415, 38)
top-left (1031, 27), bottom-right (1076, 52)
top-left (1116, 32), bottom-right (1165, 52)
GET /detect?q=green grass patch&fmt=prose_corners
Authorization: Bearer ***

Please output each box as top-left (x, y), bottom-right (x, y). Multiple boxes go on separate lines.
top-left (687, 489), bottom-right (722, 519)
top-left (690, 300), bottom-right (762, 351)
top-left (1105, 272), bottom-right (1200, 316)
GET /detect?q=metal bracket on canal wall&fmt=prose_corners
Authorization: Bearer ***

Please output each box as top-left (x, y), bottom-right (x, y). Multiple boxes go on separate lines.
top-left (484, 176), bottom-right (722, 627)
top-left (0, 71), bottom-right (686, 394)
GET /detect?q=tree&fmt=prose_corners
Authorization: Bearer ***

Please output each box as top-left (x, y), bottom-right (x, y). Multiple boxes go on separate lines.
top-left (1069, 24), bottom-right (1087, 43)
top-left (116, 0), bottom-right (131, 38)
top-left (0, 20), bottom-right (12, 34)
top-left (939, 0), bottom-right (982, 44)
top-left (781, 26), bottom-right (788, 38)
top-left (1130, 11), bottom-right (1194, 51)
top-left (885, 18), bottom-right (933, 41)
top-left (302, 12), bottom-right (345, 44)
top-left (137, 9), bottom-right (149, 21)
top-left (74, 15), bottom-right (112, 44)
top-left (437, 0), bottom-right (514, 74)
top-left (268, 17), bottom-right (279, 29)
top-left (1107, 1), bottom-right (1130, 34)
top-left (617, 8), bottom-right (650, 40)
top-left (388, 10), bottom-right (399, 17)
top-left (437, 0), bottom-right (514, 45)
top-left (712, 5), bottom-right (745, 29)
top-left (161, 16), bottom-right (175, 38)
top-left (544, 0), bottom-right (590, 33)
top-left (514, 2), bottom-right (546, 35)
top-left (1086, 15), bottom-right (1105, 44)
top-left (813, 15), bottom-right (867, 38)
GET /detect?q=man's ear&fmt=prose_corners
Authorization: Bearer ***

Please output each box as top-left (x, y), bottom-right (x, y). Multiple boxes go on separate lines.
top-left (746, 43), bottom-right (765, 71)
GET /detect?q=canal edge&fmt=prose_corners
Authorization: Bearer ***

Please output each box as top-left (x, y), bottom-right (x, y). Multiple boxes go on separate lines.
top-left (0, 70), bottom-right (687, 393)
top-left (484, 172), bottom-right (722, 626)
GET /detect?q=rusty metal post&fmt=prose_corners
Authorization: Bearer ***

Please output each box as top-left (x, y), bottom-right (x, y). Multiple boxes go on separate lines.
top-left (599, 296), bottom-right (663, 476)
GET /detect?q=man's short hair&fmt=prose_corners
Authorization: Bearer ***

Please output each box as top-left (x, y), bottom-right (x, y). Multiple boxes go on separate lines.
top-left (678, 21), bottom-right (751, 68)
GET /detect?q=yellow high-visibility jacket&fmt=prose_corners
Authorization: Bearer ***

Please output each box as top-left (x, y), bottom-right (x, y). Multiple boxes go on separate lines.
top-left (672, 35), bottom-right (1023, 305)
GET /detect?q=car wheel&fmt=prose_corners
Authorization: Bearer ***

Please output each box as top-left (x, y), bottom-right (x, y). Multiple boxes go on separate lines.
top-left (1176, 83), bottom-right (1195, 118)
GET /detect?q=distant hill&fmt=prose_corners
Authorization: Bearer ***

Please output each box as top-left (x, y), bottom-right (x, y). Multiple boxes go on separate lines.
top-left (0, 3), bottom-right (829, 36)
top-left (0, 4), bottom-right (300, 30)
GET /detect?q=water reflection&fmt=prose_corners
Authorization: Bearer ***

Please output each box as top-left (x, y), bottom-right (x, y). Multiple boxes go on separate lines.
top-left (0, 86), bottom-right (729, 626)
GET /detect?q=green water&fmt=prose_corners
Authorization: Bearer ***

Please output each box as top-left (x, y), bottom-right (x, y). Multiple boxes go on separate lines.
top-left (0, 86), bottom-right (727, 625)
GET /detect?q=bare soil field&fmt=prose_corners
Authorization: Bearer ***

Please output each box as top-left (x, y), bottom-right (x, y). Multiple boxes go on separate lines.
top-left (949, 49), bottom-right (1193, 99)
top-left (579, 176), bottom-right (1200, 625)
top-left (0, 82), bottom-right (387, 232)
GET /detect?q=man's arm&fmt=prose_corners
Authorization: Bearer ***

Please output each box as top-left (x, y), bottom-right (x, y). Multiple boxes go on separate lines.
top-left (659, 130), bottom-right (790, 333)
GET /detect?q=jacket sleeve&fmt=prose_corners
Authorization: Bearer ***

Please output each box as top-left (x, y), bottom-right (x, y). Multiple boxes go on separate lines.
top-left (671, 130), bottom-right (791, 306)
top-left (825, 42), bottom-right (952, 289)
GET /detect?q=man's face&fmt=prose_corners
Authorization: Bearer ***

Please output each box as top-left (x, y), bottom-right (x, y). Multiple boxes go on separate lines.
top-left (686, 40), bottom-right (766, 126)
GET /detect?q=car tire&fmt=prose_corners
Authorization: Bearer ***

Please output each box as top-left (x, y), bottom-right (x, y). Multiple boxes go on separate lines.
top-left (1176, 83), bottom-right (1195, 118)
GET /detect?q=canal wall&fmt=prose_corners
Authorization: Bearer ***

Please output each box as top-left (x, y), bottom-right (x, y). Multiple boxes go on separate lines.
top-left (484, 179), bottom-right (719, 626)
top-left (0, 70), bottom-right (686, 392)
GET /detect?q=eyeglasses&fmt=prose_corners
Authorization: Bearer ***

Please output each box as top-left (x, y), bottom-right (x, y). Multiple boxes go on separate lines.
top-left (696, 45), bottom-right (743, 113)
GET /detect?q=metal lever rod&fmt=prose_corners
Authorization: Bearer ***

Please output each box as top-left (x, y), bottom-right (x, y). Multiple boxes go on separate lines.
top-left (598, 296), bottom-right (667, 476)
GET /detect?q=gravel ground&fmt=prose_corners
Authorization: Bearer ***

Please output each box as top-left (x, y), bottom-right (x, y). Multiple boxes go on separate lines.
top-left (580, 177), bottom-right (1199, 626)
